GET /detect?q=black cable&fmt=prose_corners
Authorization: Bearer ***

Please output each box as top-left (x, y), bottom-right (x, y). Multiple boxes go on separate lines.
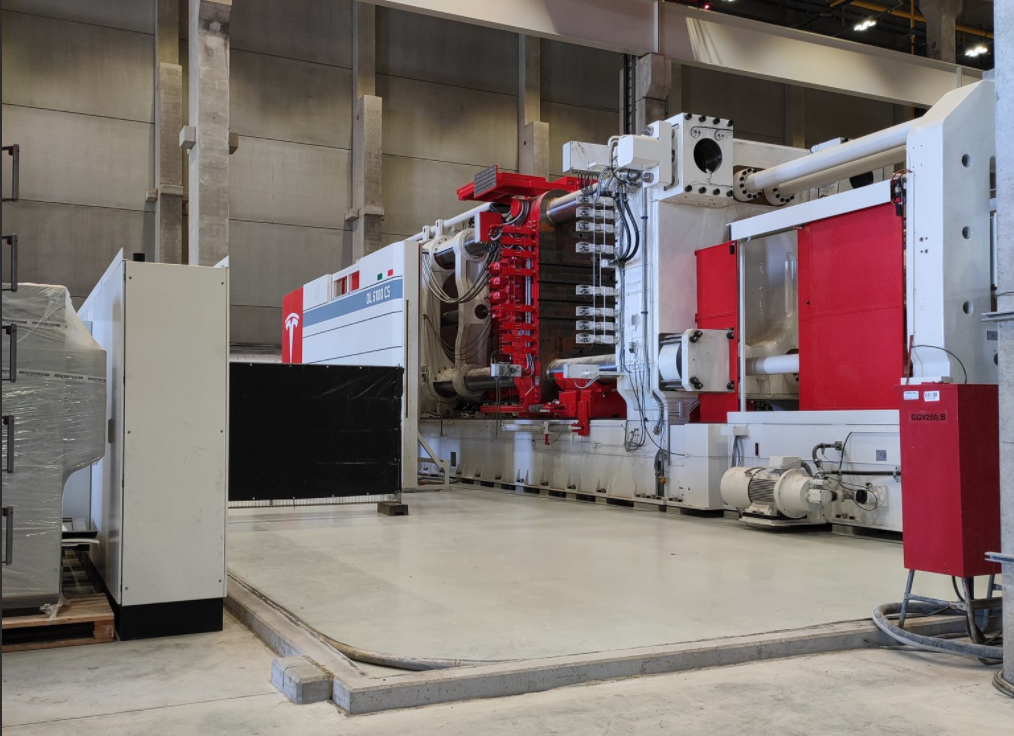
top-left (620, 192), bottom-right (639, 263)
top-left (910, 344), bottom-right (968, 384)
top-left (952, 577), bottom-right (966, 603)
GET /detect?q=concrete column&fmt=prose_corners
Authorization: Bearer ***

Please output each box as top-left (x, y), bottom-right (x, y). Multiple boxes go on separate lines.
top-left (784, 85), bottom-right (806, 148)
top-left (350, 95), bottom-right (384, 260)
top-left (153, 0), bottom-right (184, 264)
top-left (349, 2), bottom-right (383, 260)
top-left (919, 0), bottom-right (963, 63)
top-left (634, 53), bottom-right (671, 132)
top-left (353, 2), bottom-right (376, 98)
top-left (518, 35), bottom-right (548, 178)
top-left (994, 0), bottom-right (1014, 688)
top-left (667, 61), bottom-right (683, 115)
top-left (186, 0), bottom-right (231, 267)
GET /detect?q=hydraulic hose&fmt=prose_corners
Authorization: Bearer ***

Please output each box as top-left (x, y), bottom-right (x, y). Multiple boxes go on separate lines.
top-left (234, 574), bottom-right (509, 671)
top-left (872, 601), bottom-right (1004, 661)
top-left (994, 670), bottom-right (1014, 699)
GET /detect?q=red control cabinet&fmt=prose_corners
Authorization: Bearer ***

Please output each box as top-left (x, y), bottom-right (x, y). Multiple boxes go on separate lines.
top-left (896, 384), bottom-right (1001, 578)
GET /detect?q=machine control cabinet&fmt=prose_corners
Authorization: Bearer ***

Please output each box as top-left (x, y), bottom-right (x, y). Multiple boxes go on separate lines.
top-left (896, 384), bottom-right (1000, 578)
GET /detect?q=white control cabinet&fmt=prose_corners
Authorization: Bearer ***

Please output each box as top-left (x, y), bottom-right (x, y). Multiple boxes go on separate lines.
top-left (80, 253), bottom-right (229, 639)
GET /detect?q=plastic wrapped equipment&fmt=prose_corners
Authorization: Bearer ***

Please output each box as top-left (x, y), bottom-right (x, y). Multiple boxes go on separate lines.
top-left (2, 284), bottom-right (106, 611)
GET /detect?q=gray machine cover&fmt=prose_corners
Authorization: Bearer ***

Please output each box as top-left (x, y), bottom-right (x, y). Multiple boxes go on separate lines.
top-left (2, 284), bottom-right (106, 610)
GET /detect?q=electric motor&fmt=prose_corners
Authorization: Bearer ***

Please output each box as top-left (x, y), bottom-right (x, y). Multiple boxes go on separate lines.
top-left (721, 462), bottom-right (815, 519)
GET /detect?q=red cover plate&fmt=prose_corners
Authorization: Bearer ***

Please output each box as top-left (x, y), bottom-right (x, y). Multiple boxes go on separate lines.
top-left (798, 203), bottom-right (904, 410)
top-left (695, 242), bottom-right (740, 423)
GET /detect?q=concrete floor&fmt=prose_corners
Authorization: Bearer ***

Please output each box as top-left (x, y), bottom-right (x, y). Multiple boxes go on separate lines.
top-left (3, 610), bottom-right (1008, 734)
top-left (228, 488), bottom-right (956, 662)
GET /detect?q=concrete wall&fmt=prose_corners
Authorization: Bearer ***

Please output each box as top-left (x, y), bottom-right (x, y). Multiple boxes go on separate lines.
top-left (2, 0), bottom-right (907, 344)
top-left (376, 8), bottom-right (518, 244)
top-left (220, 2), bottom-right (355, 342)
top-left (1, 6), bottom-right (154, 306)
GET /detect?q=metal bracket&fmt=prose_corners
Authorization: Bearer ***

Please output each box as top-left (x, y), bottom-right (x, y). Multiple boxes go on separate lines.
top-left (986, 551), bottom-right (1013, 565)
top-left (2, 144), bottom-right (19, 203)
top-left (981, 311), bottom-right (1014, 324)
top-left (3, 324), bottom-right (16, 383)
top-left (1, 234), bottom-right (16, 292)
top-left (2, 415), bottom-right (13, 473)
top-left (1, 506), bottom-right (12, 566)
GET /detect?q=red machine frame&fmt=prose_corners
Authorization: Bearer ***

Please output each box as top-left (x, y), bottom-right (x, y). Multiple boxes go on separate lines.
top-left (458, 170), bottom-right (625, 435)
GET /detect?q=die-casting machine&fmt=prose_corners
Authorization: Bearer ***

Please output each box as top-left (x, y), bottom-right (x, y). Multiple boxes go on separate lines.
top-left (282, 79), bottom-right (998, 537)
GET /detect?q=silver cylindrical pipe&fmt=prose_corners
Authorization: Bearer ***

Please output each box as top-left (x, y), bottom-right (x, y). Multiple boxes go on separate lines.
top-left (545, 189), bottom-right (585, 225)
top-left (744, 119), bottom-right (916, 193)
top-left (431, 366), bottom-right (498, 398)
top-left (431, 237), bottom-right (487, 269)
top-left (774, 147), bottom-right (905, 198)
top-left (746, 354), bottom-right (800, 376)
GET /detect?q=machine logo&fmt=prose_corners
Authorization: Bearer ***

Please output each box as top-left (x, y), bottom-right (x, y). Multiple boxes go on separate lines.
top-left (285, 313), bottom-right (300, 355)
top-left (281, 288), bottom-right (304, 363)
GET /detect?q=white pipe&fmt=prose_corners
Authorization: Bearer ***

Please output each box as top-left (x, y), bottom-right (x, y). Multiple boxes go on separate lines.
top-left (746, 354), bottom-right (799, 376)
top-left (442, 201), bottom-right (494, 230)
top-left (745, 119), bottom-right (917, 193)
top-left (775, 147), bottom-right (905, 197)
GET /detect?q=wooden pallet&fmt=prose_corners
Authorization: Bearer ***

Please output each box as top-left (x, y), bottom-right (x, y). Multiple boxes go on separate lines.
top-left (2, 594), bottom-right (115, 652)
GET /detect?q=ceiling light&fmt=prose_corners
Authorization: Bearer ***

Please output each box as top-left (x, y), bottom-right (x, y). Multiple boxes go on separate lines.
top-left (965, 45), bottom-right (989, 58)
top-left (854, 19), bottom-right (877, 32)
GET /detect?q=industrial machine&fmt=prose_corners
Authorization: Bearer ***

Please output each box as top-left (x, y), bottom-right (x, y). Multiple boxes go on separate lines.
top-left (283, 78), bottom-right (997, 537)
top-left (80, 252), bottom-right (229, 639)
top-left (2, 284), bottom-right (106, 611)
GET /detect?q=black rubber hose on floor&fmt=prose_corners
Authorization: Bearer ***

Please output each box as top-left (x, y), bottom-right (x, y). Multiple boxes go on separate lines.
top-left (872, 602), bottom-right (1004, 661)
top-left (236, 575), bottom-right (508, 671)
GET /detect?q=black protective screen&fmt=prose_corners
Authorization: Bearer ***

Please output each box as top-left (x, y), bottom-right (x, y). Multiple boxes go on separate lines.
top-left (229, 363), bottom-right (403, 501)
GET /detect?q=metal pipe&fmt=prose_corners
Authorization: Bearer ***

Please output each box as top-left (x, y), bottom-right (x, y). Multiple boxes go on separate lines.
top-left (774, 147), bottom-right (905, 197)
top-left (545, 189), bottom-right (585, 225)
top-left (431, 367), bottom-right (498, 398)
top-left (441, 202), bottom-right (494, 231)
top-left (744, 119), bottom-right (917, 193)
top-left (745, 354), bottom-right (800, 376)
top-left (432, 237), bottom-right (487, 269)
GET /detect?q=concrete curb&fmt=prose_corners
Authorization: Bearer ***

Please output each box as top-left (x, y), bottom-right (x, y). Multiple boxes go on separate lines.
top-left (271, 656), bottom-right (333, 704)
top-left (226, 573), bottom-right (964, 715)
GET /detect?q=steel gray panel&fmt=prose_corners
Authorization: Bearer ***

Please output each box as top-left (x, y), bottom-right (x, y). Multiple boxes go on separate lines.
top-left (544, 101), bottom-right (618, 178)
top-left (0, 200), bottom-right (152, 299)
top-left (1, 105), bottom-right (153, 211)
top-left (231, 50), bottom-right (352, 149)
top-left (378, 75), bottom-right (517, 170)
top-left (376, 7), bottom-right (517, 95)
top-left (231, 0), bottom-right (353, 68)
top-left (805, 89), bottom-right (897, 149)
top-left (231, 305), bottom-right (283, 345)
top-left (2, 11), bottom-right (154, 123)
top-left (1, 0), bottom-right (153, 33)
top-left (381, 155), bottom-right (493, 237)
top-left (541, 40), bottom-right (621, 112)
top-left (684, 67), bottom-right (785, 144)
top-left (229, 137), bottom-right (350, 230)
top-left (229, 220), bottom-right (350, 308)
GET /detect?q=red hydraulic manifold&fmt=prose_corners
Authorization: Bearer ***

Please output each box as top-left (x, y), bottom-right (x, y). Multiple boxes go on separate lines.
top-left (457, 168), bottom-right (625, 434)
